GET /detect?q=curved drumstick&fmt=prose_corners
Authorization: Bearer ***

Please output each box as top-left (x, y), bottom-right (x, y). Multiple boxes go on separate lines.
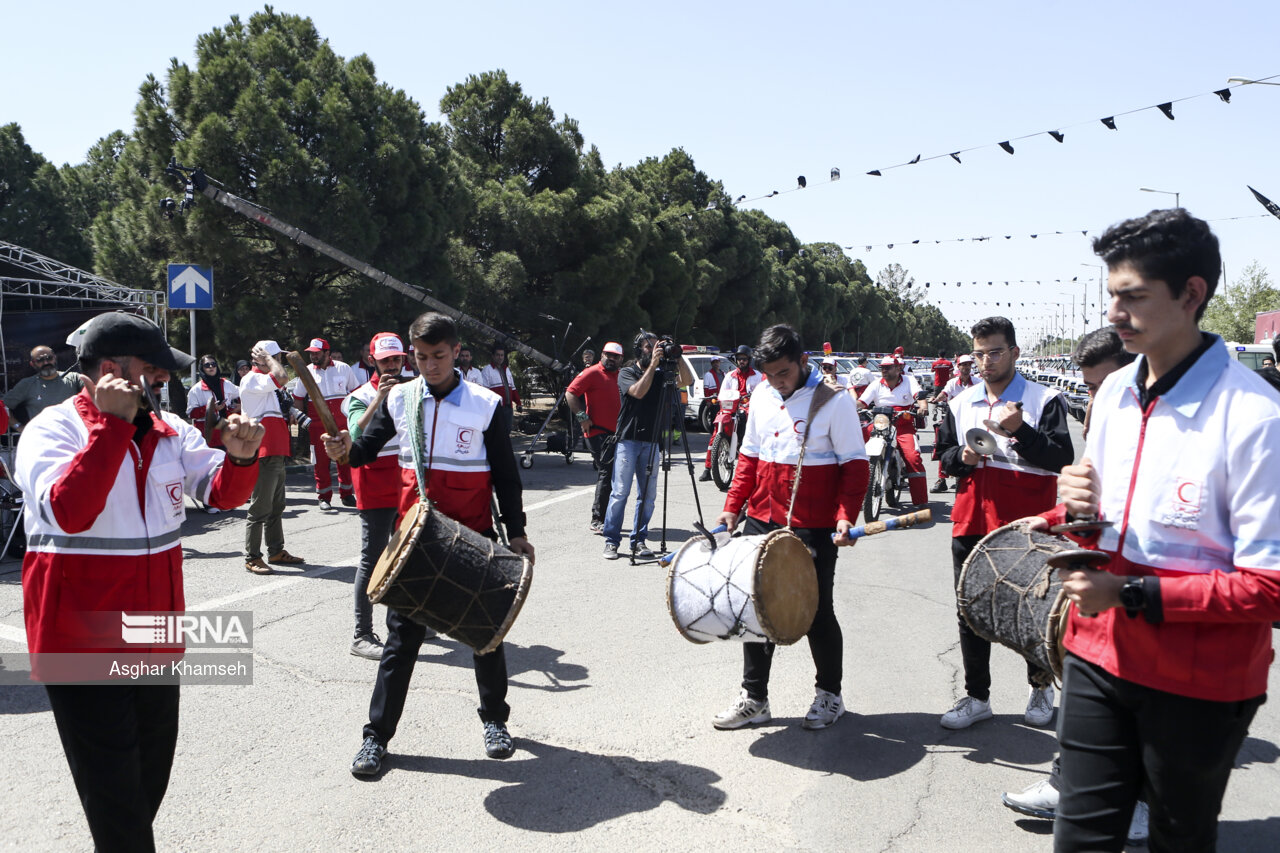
top-left (658, 525), bottom-right (727, 566)
top-left (285, 350), bottom-right (348, 464)
top-left (830, 508), bottom-right (933, 542)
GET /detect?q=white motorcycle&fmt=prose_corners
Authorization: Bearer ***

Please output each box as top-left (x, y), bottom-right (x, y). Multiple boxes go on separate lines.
top-left (861, 405), bottom-right (912, 522)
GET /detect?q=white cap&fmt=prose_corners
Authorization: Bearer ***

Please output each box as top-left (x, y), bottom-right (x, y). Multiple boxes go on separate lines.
top-left (957, 354), bottom-right (975, 365)
top-left (822, 355), bottom-right (837, 366)
top-left (255, 340), bottom-right (283, 356)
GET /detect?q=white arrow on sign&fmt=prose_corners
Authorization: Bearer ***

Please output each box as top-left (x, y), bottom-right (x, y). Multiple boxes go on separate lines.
top-left (171, 266), bottom-right (211, 304)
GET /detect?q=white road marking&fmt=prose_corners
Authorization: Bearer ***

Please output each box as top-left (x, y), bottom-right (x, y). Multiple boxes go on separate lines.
top-left (523, 486), bottom-right (594, 512)
top-left (191, 559), bottom-right (358, 611)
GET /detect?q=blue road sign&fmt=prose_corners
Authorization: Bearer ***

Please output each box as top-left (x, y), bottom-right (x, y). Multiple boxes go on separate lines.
top-left (167, 264), bottom-right (214, 310)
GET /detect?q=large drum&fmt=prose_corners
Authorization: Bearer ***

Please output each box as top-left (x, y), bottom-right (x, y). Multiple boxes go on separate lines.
top-left (368, 500), bottom-right (532, 655)
top-left (666, 529), bottom-right (818, 645)
top-left (956, 521), bottom-right (1071, 681)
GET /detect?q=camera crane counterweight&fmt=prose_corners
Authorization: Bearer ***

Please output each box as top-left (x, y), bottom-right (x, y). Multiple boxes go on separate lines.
top-left (163, 160), bottom-right (566, 373)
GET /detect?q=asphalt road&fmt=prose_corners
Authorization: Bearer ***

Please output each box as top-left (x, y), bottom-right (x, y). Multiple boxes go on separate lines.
top-left (2, 416), bottom-right (1277, 851)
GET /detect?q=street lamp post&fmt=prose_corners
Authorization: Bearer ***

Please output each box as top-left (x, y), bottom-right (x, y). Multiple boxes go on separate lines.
top-left (1139, 186), bottom-right (1180, 208)
top-left (1082, 263), bottom-right (1104, 329)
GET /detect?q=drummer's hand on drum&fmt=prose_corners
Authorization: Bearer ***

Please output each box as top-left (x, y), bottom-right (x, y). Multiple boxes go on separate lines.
top-left (1058, 564), bottom-right (1123, 614)
top-left (716, 510), bottom-right (740, 533)
top-left (322, 429), bottom-right (352, 461)
top-left (1011, 515), bottom-right (1049, 531)
top-left (1059, 458), bottom-right (1101, 519)
top-left (508, 536), bottom-right (535, 566)
top-left (832, 518), bottom-right (856, 546)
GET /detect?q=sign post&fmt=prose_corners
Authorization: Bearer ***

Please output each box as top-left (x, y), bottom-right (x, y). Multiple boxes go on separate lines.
top-left (167, 264), bottom-right (214, 383)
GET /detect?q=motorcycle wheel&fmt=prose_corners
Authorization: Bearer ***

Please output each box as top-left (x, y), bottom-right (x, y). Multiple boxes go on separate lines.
top-left (698, 401), bottom-right (716, 433)
top-left (885, 452), bottom-right (902, 508)
top-left (710, 432), bottom-right (735, 491)
top-left (863, 457), bottom-right (885, 522)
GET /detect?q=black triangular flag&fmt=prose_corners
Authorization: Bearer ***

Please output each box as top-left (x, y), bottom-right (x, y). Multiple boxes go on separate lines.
top-left (1101, 116), bottom-right (1117, 130)
top-left (1248, 185), bottom-right (1280, 221)
top-left (999, 141), bottom-right (1015, 154)
top-left (1049, 130), bottom-right (1065, 142)
top-left (950, 152), bottom-right (962, 163)
top-left (1157, 102), bottom-right (1175, 120)
top-left (909, 154), bottom-right (921, 164)
top-left (1215, 89), bottom-right (1231, 103)
top-left (867, 170), bottom-right (882, 177)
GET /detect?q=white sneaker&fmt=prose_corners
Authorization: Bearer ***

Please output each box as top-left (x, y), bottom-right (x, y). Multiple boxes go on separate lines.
top-left (940, 695), bottom-right (993, 729)
top-left (1025, 684), bottom-right (1055, 727)
top-left (802, 689), bottom-right (845, 730)
top-left (712, 690), bottom-right (771, 730)
top-left (1001, 777), bottom-right (1058, 819)
top-left (1128, 801), bottom-right (1149, 845)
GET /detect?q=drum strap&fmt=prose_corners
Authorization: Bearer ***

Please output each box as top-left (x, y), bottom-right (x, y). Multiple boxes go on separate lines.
top-left (403, 377), bottom-right (430, 503)
top-left (784, 380), bottom-right (838, 529)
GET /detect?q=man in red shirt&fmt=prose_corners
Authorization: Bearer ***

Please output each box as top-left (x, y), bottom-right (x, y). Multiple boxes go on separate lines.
top-left (701, 345), bottom-right (761, 481)
top-left (931, 349), bottom-right (954, 392)
top-left (566, 341), bottom-right (623, 532)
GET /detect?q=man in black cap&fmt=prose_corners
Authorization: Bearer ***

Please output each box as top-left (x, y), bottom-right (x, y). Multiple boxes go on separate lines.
top-left (234, 359), bottom-right (252, 385)
top-left (13, 311), bottom-right (265, 853)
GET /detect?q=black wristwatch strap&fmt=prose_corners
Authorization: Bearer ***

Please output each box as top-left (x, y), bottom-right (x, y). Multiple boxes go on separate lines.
top-left (1142, 575), bottom-right (1163, 625)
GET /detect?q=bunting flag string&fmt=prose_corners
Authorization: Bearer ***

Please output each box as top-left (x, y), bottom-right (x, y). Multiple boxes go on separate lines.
top-left (848, 213), bottom-right (1270, 253)
top-left (731, 74), bottom-right (1278, 204)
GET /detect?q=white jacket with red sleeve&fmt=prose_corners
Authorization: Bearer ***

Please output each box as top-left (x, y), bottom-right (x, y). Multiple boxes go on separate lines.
top-left (14, 390), bottom-right (258, 654)
top-left (1046, 340), bottom-right (1280, 701)
top-left (724, 367), bottom-right (869, 528)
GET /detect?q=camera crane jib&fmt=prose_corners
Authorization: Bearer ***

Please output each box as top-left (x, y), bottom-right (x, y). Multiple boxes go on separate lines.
top-left (162, 160), bottom-right (566, 373)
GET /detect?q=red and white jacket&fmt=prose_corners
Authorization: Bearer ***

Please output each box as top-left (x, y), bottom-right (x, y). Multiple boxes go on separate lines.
top-left (939, 373), bottom-right (1072, 537)
top-left (290, 361), bottom-right (360, 437)
top-left (342, 374), bottom-right (406, 511)
top-left (186, 377), bottom-right (240, 447)
top-left (1044, 341), bottom-right (1280, 701)
top-left (15, 390), bottom-right (258, 654)
top-left (718, 368), bottom-right (762, 408)
top-left (238, 369), bottom-right (291, 457)
top-left (725, 367), bottom-right (869, 528)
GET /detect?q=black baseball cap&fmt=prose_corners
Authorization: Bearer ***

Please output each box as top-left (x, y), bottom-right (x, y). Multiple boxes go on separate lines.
top-left (75, 311), bottom-right (195, 371)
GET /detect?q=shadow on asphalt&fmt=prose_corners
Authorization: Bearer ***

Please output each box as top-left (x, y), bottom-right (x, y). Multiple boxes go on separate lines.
top-left (748, 711), bottom-right (1058, 781)
top-left (417, 638), bottom-right (589, 692)
top-left (390, 738), bottom-right (726, 831)
top-left (1219, 816), bottom-right (1280, 851)
top-left (0, 683), bottom-right (48, 715)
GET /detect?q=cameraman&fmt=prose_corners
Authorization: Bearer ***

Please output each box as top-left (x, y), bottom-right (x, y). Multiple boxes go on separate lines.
top-left (602, 332), bottom-right (694, 560)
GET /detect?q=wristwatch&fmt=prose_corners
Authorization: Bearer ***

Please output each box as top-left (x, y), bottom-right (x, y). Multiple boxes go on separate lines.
top-left (1119, 576), bottom-right (1145, 618)
top-left (575, 410), bottom-right (590, 423)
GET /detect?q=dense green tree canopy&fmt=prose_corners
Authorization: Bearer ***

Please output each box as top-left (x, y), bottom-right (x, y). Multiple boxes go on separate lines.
top-left (7, 7), bottom-right (971, 374)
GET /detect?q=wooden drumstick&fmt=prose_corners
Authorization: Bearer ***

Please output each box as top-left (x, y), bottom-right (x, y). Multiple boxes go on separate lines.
top-left (284, 350), bottom-right (348, 464)
top-left (831, 508), bottom-right (933, 542)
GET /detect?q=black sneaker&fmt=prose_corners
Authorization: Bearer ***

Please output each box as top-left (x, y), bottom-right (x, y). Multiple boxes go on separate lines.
top-left (340, 494), bottom-right (356, 507)
top-left (351, 736), bottom-right (387, 777)
top-left (931, 478), bottom-right (949, 493)
top-left (698, 469), bottom-right (712, 482)
top-left (483, 720), bottom-right (514, 759)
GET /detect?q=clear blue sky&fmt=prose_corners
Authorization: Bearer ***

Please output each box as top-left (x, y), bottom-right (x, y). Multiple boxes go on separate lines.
top-left (6, 1), bottom-right (1279, 345)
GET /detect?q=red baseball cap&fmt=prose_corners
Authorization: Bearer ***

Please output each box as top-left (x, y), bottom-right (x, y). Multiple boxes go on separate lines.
top-left (370, 333), bottom-right (405, 359)
top-left (305, 337), bottom-right (330, 353)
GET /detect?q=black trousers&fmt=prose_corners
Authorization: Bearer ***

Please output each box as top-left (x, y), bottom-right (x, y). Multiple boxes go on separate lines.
top-left (742, 518), bottom-right (842, 700)
top-left (952, 534), bottom-right (1047, 700)
top-left (1054, 653), bottom-right (1263, 852)
top-left (45, 683), bottom-right (180, 853)
top-left (586, 431), bottom-right (616, 524)
top-left (364, 608), bottom-right (510, 747)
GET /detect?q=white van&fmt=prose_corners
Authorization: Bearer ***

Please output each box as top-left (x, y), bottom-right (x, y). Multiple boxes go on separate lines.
top-left (1224, 341), bottom-right (1276, 370)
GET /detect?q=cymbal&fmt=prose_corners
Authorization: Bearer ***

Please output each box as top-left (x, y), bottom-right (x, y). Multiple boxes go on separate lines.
top-left (965, 427), bottom-right (999, 457)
